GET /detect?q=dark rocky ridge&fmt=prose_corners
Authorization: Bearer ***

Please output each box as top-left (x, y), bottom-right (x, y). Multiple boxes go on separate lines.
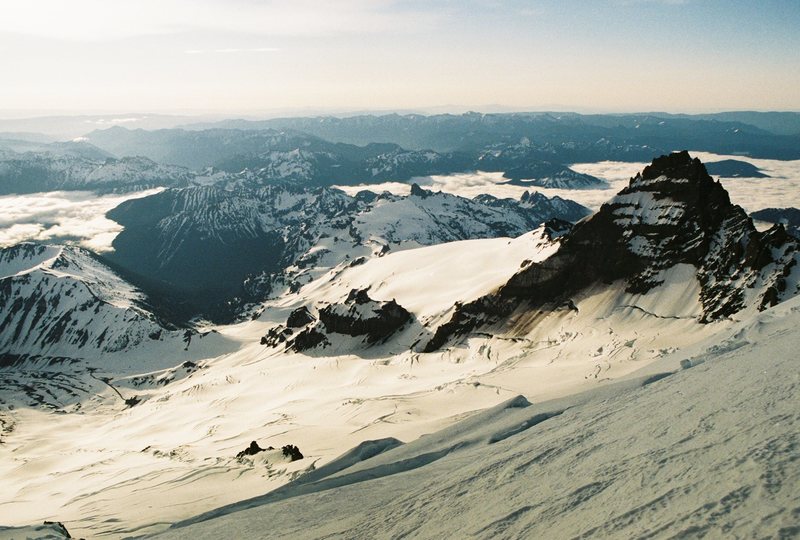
top-left (318, 288), bottom-right (412, 342)
top-left (425, 152), bottom-right (800, 351)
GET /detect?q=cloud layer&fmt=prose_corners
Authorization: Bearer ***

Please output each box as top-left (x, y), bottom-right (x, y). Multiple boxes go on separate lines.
top-left (337, 152), bottom-right (800, 215)
top-left (0, 189), bottom-right (163, 252)
top-left (3, 152), bottom-right (799, 254)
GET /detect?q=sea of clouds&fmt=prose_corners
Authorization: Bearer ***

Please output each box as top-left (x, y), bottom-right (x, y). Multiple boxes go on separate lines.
top-left (336, 151), bottom-right (800, 215)
top-left (0, 188), bottom-right (162, 252)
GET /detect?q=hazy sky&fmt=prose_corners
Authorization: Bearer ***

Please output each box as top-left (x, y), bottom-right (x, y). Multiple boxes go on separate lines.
top-left (1, 0), bottom-right (799, 115)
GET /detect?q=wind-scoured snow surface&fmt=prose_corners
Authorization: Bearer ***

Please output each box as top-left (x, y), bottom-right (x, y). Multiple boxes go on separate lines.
top-left (159, 296), bottom-right (800, 540)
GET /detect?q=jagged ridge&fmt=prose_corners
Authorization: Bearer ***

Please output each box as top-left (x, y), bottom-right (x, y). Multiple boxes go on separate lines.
top-left (425, 152), bottom-right (800, 351)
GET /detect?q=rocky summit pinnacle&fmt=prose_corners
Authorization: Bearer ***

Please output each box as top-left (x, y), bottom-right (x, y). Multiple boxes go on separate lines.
top-left (502, 150), bottom-right (796, 304)
top-left (424, 152), bottom-right (800, 351)
top-left (640, 150), bottom-right (715, 182)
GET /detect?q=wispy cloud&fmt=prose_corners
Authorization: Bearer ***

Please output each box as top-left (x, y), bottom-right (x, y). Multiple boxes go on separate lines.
top-left (84, 118), bottom-right (143, 125)
top-left (184, 47), bottom-right (281, 55)
top-left (0, 0), bottom-right (441, 42)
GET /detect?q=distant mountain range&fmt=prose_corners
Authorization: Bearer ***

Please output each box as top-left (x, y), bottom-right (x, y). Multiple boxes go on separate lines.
top-left (179, 111), bottom-right (800, 160)
top-left (84, 126), bottom-right (608, 188)
top-left (2, 110), bottom-right (796, 196)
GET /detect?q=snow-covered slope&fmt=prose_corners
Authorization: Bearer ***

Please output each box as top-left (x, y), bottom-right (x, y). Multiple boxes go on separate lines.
top-left (0, 228), bottom-right (719, 538)
top-left (160, 294), bottom-right (800, 540)
top-left (0, 243), bottom-right (234, 369)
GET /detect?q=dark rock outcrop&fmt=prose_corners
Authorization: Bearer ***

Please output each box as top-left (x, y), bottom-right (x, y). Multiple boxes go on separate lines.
top-left (318, 288), bottom-right (412, 343)
top-left (260, 325), bottom-right (294, 347)
top-left (288, 289), bottom-right (412, 352)
top-left (236, 440), bottom-right (271, 459)
top-left (409, 183), bottom-right (431, 198)
top-left (281, 444), bottom-right (304, 461)
top-left (289, 326), bottom-right (329, 352)
top-left (286, 306), bottom-right (315, 328)
top-left (235, 441), bottom-right (303, 462)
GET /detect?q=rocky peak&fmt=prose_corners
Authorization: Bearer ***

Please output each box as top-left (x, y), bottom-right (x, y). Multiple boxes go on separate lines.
top-left (409, 183), bottom-right (431, 198)
top-left (640, 150), bottom-right (713, 183)
top-left (425, 152), bottom-right (800, 350)
top-left (504, 152), bottom-right (797, 309)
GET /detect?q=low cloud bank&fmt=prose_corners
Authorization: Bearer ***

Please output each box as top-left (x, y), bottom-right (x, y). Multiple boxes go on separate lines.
top-left (0, 188), bottom-right (162, 252)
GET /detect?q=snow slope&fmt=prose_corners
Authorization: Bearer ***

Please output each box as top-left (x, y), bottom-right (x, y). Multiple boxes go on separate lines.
top-left (0, 228), bottom-right (732, 538)
top-left (160, 294), bottom-right (800, 540)
top-left (0, 243), bottom-right (236, 370)
top-left (0, 224), bottom-right (763, 538)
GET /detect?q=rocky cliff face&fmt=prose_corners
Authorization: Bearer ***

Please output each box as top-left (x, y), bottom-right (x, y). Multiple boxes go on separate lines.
top-left (425, 152), bottom-right (800, 350)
